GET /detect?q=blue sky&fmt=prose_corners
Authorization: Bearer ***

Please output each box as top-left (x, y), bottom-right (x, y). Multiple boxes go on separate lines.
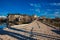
top-left (0, 0), bottom-right (60, 18)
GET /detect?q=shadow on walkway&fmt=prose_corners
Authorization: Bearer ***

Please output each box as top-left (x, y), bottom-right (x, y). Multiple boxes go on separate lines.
top-left (51, 30), bottom-right (60, 35)
top-left (9, 27), bottom-right (31, 33)
top-left (0, 29), bottom-right (37, 40)
top-left (30, 27), bottom-right (34, 37)
top-left (36, 22), bottom-right (40, 28)
top-left (9, 27), bottom-right (60, 40)
top-left (9, 27), bottom-right (34, 37)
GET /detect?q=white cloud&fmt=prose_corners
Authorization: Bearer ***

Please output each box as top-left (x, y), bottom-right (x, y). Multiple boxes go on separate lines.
top-left (47, 9), bottom-right (52, 11)
top-left (30, 3), bottom-right (34, 6)
top-left (54, 11), bottom-right (60, 17)
top-left (30, 3), bottom-right (40, 7)
top-left (34, 4), bottom-right (40, 7)
top-left (30, 9), bottom-right (34, 11)
top-left (35, 9), bottom-right (40, 13)
top-left (50, 3), bottom-right (60, 6)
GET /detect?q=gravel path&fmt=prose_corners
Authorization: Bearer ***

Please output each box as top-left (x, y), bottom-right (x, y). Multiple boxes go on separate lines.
top-left (0, 20), bottom-right (60, 40)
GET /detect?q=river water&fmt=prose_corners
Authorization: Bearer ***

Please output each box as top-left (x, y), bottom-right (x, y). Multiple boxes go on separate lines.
top-left (0, 23), bottom-right (7, 29)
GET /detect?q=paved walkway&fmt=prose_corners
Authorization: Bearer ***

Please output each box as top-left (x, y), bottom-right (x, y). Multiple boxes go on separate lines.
top-left (0, 20), bottom-right (60, 40)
